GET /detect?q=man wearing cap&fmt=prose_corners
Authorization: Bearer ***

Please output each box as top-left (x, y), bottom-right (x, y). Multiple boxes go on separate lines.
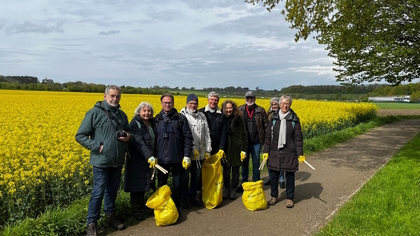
top-left (180, 94), bottom-right (212, 208)
top-left (154, 93), bottom-right (193, 221)
top-left (237, 91), bottom-right (268, 191)
top-left (198, 91), bottom-right (228, 158)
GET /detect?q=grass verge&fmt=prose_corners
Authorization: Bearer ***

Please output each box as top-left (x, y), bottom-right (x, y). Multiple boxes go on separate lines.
top-left (315, 127), bottom-right (420, 235)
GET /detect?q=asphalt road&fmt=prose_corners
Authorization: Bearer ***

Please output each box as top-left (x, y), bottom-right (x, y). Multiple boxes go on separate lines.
top-left (108, 119), bottom-right (420, 236)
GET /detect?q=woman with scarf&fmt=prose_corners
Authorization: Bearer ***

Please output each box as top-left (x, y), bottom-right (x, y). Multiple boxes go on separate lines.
top-left (263, 95), bottom-right (303, 208)
top-left (221, 100), bottom-right (248, 200)
top-left (125, 102), bottom-right (156, 219)
top-left (180, 94), bottom-right (212, 208)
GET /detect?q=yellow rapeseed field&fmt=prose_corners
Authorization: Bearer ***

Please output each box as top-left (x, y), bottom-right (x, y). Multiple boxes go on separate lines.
top-left (0, 90), bottom-right (377, 224)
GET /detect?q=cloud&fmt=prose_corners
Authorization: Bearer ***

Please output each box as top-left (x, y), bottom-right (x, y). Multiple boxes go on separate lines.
top-left (4, 20), bottom-right (64, 34)
top-left (98, 30), bottom-right (120, 35)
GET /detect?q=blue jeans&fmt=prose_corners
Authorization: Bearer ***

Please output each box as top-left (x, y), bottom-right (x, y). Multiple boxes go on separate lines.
top-left (270, 170), bottom-right (295, 199)
top-left (268, 168), bottom-right (285, 183)
top-left (181, 160), bottom-right (202, 201)
top-left (241, 141), bottom-right (261, 182)
top-left (87, 166), bottom-right (122, 224)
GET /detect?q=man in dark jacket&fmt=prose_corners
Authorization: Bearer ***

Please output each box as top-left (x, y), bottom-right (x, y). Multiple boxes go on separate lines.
top-left (237, 91), bottom-right (268, 191)
top-left (155, 93), bottom-right (193, 221)
top-left (198, 91), bottom-right (228, 156)
top-left (76, 85), bottom-right (133, 236)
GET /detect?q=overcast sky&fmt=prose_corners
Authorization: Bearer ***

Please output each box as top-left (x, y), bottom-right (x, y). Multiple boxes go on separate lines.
top-left (0, 0), bottom-right (340, 90)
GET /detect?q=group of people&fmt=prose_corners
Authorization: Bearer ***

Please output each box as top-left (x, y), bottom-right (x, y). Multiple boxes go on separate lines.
top-left (75, 85), bottom-right (303, 236)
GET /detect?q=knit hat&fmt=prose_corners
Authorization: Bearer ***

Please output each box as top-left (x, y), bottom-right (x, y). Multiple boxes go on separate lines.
top-left (270, 97), bottom-right (280, 104)
top-left (186, 93), bottom-right (198, 104)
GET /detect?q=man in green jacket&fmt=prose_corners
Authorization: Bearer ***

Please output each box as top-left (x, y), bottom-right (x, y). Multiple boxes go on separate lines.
top-left (76, 85), bottom-right (133, 236)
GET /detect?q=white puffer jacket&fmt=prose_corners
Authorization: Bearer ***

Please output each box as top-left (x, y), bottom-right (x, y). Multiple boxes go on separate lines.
top-left (181, 107), bottom-right (212, 160)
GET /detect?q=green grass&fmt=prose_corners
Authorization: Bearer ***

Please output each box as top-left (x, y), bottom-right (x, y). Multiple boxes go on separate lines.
top-left (374, 102), bottom-right (420, 109)
top-left (316, 130), bottom-right (420, 236)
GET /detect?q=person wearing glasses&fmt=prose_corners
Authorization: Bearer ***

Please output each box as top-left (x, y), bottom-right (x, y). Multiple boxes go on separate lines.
top-left (154, 93), bottom-right (193, 222)
top-left (263, 95), bottom-right (303, 208)
top-left (236, 91), bottom-right (268, 192)
top-left (264, 97), bottom-right (285, 190)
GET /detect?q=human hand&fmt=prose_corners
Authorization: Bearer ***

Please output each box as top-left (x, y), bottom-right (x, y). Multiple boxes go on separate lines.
top-left (218, 149), bottom-right (226, 160)
top-left (182, 156), bottom-right (191, 169)
top-left (262, 153), bottom-right (269, 161)
top-left (240, 151), bottom-right (247, 162)
top-left (298, 155), bottom-right (305, 163)
top-left (148, 156), bottom-right (157, 168)
top-left (117, 131), bottom-right (131, 142)
top-left (205, 152), bottom-right (211, 160)
top-left (193, 149), bottom-right (199, 160)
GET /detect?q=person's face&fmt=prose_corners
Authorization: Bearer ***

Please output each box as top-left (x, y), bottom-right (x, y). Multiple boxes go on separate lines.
top-left (161, 96), bottom-right (174, 113)
top-left (208, 96), bottom-right (219, 110)
top-left (280, 99), bottom-right (291, 113)
top-left (104, 89), bottom-right (121, 107)
top-left (271, 102), bottom-right (279, 111)
top-left (139, 106), bottom-right (152, 120)
top-left (225, 103), bottom-right (233, 116)
top-left (187, 101), bottom-right (198, 112)
top-left (245, 96), bottom-right (255, 106)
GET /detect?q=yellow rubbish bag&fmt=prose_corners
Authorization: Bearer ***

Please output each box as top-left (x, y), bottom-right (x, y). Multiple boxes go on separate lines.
top-left (202, 154), bottom-right (223, 209)
top-left (145, 185), bottom-right (179, 226)
top-left (242, 180), bottom-right (267, 211)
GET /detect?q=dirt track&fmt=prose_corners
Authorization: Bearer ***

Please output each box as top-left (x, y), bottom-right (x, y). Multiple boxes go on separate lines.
top-left (107, 119), bottom-right (420, 236)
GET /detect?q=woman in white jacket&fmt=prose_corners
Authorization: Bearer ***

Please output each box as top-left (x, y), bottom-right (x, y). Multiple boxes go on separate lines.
top-left (180, 94), bottom-right (212, 208)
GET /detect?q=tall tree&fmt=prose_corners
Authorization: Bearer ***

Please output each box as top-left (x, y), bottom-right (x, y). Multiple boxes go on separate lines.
top-left (246, 0), bottom-right (420, 85)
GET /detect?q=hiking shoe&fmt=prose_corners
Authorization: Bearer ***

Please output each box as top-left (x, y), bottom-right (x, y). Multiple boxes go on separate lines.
top-left (107, 212), bottom-right (125, 230)
top-left (279, 181), bottom-right (285, 189)
top-left (229, 189), bottom-right (237, 200)
top-left (86, 222), bottom-right (98, 236)
top-left (235, 185), bottom-right (243, 193)
top-left (177, 208), bottom-right (183, 222)
top-left (223, 188), bottom-right (230, 199)
top-left (181, 199), bottom-right (189, 209)
top-left (286, 199), bottom-right (294, 208)
top-left (268, 197), bottom-right (277, 206)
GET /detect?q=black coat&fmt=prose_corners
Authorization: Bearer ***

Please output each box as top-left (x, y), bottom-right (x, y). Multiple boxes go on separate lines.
top-left (124, 115), bottom-right (155, 193)
top-left (263, 109), bottom-right (303, 172)
top-left (198, 107), bottom-right (228, 155)
top-left (225, 115), bottom-right (248, 168)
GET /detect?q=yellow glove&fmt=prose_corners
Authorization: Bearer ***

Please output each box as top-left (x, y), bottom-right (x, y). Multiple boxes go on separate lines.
top-left (218, 149), bottom-right (226, 160)
top-left (148, 156), bottom-right (156, 169)
top-left (182, 156), bottom-right (191, 170)
top-left (240, 151), bottom-right (247, 162)
top-left (193, 149), bottom-right (199, 160)
top-left (204, 152), bottom-right (211, 160)
top-left (262, 153), bottom-right (269, 161)
top-left (298, 155), bottom-right (305, 163)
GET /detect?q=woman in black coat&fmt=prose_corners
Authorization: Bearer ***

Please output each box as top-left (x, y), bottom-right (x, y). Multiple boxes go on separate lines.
top-left (263, 95), bottom-right (303, 208)
top-left (125, 102), bottom-right (156, 219)
top-left (221, 100), bottom-right (248, 200)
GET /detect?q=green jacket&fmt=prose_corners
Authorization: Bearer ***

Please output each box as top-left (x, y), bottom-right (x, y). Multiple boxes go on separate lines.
top-left (75, 101), bottom-right (132, 167)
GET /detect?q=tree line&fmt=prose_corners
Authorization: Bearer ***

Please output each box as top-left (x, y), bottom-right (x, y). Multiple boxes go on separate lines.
top-left (1, 75), bottom-right (420, 102)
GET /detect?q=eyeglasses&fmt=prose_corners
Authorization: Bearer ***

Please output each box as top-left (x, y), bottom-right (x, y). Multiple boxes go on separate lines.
top-left (280, 102), bottom-right (290, 106)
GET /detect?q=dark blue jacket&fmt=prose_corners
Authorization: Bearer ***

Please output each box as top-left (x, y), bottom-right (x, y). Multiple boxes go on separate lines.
top-left (155, 108), bottom-right (193, 164)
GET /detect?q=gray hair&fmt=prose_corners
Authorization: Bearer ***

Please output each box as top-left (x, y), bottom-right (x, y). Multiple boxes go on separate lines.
top-left (207, 91), bottom-right (219, 99)
top-left (105, 85), bottom-right (121, 94)
top-left (280, 95), bottom-right (293, 105)
top-left (134, 102), bottom-right (154, 116)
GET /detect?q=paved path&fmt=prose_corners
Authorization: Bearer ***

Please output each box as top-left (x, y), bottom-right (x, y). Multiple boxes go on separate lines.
top-left (109, 119), bottom-right (420, 236)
